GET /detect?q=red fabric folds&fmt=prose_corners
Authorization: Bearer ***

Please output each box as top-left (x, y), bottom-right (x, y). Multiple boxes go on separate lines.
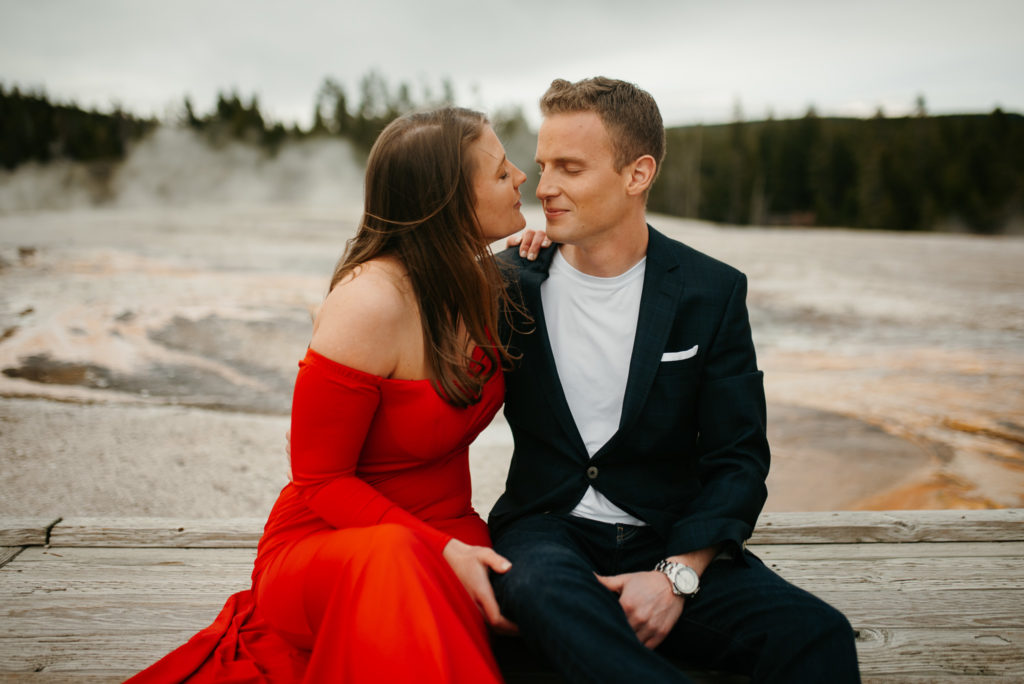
top-left (128, 347), bottom-right (505, 683)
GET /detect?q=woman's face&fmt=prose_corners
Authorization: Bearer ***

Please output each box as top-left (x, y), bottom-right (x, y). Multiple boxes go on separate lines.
top-left (470, 125), bottom-right (528, 240)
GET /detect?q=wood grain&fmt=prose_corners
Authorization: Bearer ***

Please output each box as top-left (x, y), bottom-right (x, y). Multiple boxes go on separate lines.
top-left (2, 510), bottom-right (1022, 681)
top-left (0, 518), bottom-right (60, 547)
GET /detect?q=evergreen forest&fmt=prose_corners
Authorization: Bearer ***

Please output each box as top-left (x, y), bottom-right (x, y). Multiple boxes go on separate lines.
top-left (649, 110), bottom-right (1024, 234)
top-left (2, 78), bottom-right (1021, 234)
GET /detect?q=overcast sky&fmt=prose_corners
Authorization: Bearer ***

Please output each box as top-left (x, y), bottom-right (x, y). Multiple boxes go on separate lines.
top-left (2, 0), bottom-right (1022, 129)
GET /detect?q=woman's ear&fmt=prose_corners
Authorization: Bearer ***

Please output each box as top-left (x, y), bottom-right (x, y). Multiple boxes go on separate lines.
top-left (626, 155), bottom-right (657, 196)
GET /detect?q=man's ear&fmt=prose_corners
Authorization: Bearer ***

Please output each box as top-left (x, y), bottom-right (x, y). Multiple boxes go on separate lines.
top-left (625, 155), bottom-right (657, 196)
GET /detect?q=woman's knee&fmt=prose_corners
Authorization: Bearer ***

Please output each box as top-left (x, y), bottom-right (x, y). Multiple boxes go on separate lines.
top-left (367, 523), bottom-right (422, 553)
top-left (308, 523), bottom-right (425, 574)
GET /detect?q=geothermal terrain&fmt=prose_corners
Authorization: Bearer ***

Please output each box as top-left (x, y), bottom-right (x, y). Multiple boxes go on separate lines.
top-left (1, 129), bottom-right (1022, 519)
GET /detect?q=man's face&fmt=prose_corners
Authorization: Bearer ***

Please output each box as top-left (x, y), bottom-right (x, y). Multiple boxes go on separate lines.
top-left (534, 111), bottom-right (632, 247)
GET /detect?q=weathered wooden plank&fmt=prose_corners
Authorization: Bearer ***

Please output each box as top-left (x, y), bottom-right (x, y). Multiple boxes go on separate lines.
top-left (0, 675), bottom-right (126, 683)
top-left (0, 596), bottom-right (230, 636)
top-left (3, 512), bottom-right (1023, 682)
top-left (5, 562), bottom-right (1018, 601)
top-left (751, 540), bottom-right (1024, 560)
top-left (0, 573), bottom-right (252, 600)
top-left (823, 590), bottom-right (1024, 629)
top-left (750, 509), bottom-right (1024, 544)
top-left (761, 556), bottom-right (1024, 592)
top-left (0, 633), bottom-right (196, 674)
top-left (0, 550), bottom-right (253, 598)
top-left (0, 576), bottom-right (252, 601)
top-left (0, 518), bottom-right (60, 547)
top-left (4, 546), bottom-right (256, 565)
top-left (6, 546), bottom-right (1021, 597)
top-left (15, 540), bottom-right (1024, 571)
top-left (861, 679), bottom-right (1020, 684)
top-left (48, 517), bottom-right (265, 548)
top-left (1, 630), bottom-right (1021, 678)
top-left (9, 538), bottom-right (1022, 568)
top-left (3, 581), bottom-right (1021, 639)
top-left (0, 547), bottom-right (23, 568)
top-left (854, 627), bottom-right (1024, 677)
top-left (36, 510), bottom-right (1024, 549)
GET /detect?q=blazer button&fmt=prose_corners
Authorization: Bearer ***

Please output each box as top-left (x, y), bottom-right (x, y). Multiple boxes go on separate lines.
top-left (586, 466), bottom-right (599, 480)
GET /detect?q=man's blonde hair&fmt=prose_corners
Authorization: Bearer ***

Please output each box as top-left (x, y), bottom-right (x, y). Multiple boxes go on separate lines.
top-left (540, 77), bottom-right (665, 178)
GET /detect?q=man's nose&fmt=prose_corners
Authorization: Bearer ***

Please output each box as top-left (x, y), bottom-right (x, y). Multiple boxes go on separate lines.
top-left (536, 170), bottom-right (554, 200)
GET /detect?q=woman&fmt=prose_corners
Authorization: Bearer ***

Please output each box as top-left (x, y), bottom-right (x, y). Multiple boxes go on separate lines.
top-left (129, 107), bottom-right (529, 682)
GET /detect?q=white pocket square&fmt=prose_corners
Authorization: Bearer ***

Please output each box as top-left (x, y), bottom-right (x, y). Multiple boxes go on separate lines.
top-left (661, 345), bottom-right (699, 362)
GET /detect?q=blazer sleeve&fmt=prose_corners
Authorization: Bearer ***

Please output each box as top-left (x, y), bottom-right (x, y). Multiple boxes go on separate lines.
top-left (287, 350), bottom-right (453, 556)
top-left (669, 273), bottom-right (769, 559)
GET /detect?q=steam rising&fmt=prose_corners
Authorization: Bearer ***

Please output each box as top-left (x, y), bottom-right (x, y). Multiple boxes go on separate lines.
top-left (0, 126), bottom-right (366, 213)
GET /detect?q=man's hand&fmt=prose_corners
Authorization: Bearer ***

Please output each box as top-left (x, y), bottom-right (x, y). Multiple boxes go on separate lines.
top-left (443, 538), bottom-right (519, 635)
top-left (506, 229), bottom-right (551, 261)
top-left (596, 571), bottom-right (684, 649)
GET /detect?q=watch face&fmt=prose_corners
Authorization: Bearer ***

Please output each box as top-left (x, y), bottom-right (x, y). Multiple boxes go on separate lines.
top-left (657, 560), bottom-right (700, 596)
top-left (674, 566), bottom-right (699, 594)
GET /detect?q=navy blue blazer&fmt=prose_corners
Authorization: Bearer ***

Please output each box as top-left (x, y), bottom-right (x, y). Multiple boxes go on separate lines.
top-left (488, 225), bottom-right (770, 558)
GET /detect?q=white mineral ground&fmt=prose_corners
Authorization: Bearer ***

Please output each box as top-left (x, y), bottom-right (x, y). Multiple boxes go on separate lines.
top-left (0, 130), bottom-right (1021, 518)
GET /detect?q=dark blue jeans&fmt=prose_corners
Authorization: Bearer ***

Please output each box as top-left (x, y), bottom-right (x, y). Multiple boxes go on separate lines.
top-left (491, 514), bottom-right (860, 683)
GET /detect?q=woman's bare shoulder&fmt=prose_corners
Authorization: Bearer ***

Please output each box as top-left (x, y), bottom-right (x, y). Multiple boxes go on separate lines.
top-left (309, 259), bottom-right (416, 377)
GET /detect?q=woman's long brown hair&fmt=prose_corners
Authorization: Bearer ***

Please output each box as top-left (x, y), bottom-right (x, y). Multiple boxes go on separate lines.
top-left (330, 107), bottom-right (521, 407)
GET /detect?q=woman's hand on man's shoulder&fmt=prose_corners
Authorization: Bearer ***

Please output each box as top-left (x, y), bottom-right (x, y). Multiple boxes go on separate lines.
top-left (506, 228), bottom-right (551, 261)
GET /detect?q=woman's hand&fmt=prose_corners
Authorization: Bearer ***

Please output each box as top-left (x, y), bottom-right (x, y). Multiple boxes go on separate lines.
top-left (442, 538), bottom-right (519, 634)
top-left (506, 229), bottom-right (551, 261)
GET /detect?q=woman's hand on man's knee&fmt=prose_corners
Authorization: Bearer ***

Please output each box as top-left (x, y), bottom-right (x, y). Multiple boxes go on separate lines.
top-left (443, 538), bottom-right (520, 635)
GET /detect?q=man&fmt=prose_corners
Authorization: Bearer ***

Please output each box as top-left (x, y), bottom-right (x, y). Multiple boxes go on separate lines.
top-left (490, 77), bottom-right (860, 683)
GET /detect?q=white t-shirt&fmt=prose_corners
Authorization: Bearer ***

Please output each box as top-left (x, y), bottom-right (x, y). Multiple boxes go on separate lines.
top-left (541, 248), bottom-right (647, 526)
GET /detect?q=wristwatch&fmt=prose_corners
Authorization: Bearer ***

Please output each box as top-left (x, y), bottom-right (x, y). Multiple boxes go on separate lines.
top-left (655, 560), bottom-right (700, 598)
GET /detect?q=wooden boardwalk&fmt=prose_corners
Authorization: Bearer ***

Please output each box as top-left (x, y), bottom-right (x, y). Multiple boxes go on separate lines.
top-left (1, 510), bottom-right (1022, 682)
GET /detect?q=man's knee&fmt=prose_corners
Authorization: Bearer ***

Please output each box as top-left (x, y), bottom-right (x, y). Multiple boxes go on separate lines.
top-left (811, 602), bottom-right (857, 649)
top-left (783, 601), bottom-right (860, 679)
top-left (774, 595), bottom-right (857, 663)
top-left (497, 539), bottom-right (582, 590)
top-left (493, 539), bottom-right (592, 614)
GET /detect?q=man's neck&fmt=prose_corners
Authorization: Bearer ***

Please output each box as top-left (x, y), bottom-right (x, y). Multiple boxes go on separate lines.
top-left (558, 218), bottom-right (649, 278)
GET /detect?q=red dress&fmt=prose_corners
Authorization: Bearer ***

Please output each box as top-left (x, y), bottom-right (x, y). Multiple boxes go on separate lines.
top-left (128, 347), bottom-right (506, 683)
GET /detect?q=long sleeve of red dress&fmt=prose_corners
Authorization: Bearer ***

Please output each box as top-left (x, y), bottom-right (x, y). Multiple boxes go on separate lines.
top-left (288, 349), bottom-right (453, 556)
top-left (126, 347), bottom-right (504, 684)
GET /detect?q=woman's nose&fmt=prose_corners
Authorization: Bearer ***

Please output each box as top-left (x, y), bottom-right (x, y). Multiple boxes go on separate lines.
top-left (512, 163), bottom-right (527, 188)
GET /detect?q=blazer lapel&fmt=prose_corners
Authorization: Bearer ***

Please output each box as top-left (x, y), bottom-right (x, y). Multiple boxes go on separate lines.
top-left (517, 249), bottom-right (591, 459)
top-left (617, 226), bottom-right (685, 434)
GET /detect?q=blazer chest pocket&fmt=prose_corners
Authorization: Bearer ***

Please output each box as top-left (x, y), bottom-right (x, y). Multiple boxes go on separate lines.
top-left (657, 344), bottom-right (699, 377)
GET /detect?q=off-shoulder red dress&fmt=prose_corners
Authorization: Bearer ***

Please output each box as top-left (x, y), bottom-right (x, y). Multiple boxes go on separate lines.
top-left (127, 347), bottom-right (506, 683)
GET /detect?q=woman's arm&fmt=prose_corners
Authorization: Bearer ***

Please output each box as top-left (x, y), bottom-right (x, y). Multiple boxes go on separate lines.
top-left (288, 352), bottom-right (453, 555)
top-left (290, 262), bottom-right (452, 553)
top-left (292, 261), bottom-right (515, 628)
